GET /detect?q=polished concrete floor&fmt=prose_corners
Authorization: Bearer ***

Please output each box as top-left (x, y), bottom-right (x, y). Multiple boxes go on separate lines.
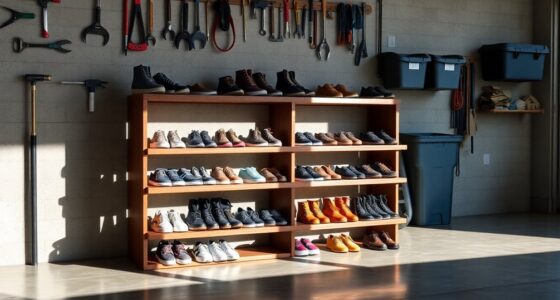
top-left (1, 213), bottom-right (560, 299)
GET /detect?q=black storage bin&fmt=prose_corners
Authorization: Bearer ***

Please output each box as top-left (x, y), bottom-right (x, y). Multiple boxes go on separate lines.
top-left (425, 55), bottom-right (466, 90)
top-left (479, 43), bottom-right (549, 81)
top-left (379, 52), bottom-right (431, 89)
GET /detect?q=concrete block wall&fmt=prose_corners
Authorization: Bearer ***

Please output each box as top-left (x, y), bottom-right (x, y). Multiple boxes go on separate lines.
top-left (0, 0), bottom-right (534, 265)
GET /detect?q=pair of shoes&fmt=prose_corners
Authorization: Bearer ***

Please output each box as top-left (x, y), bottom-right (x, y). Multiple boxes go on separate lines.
top-left (259, 168), bottom-right (288, 182)
top-left (362, 231), bottom-right (399, 250)
top-left (186, 198), bottom-right (243, 230)
top-left (131, 65), bottom-right (183, 94)
top-left (236, 207), bottom-right (288, 227)
top-left (294, 238), bottom-right (320, 256)
top-left (295, 165), bottom-right (341, 181)
top-left (218, 70), bottom-right (282, 96)
top-left (183, 130), bottom-right (217, 147)
top-left (210, 166), bottom-right (243, 184)
top-left (316, 84), bottom-right (359, 98)
top-left (238, 167), bottom-right (286, 183)
top-left (150, 209), bottom-right (189, 232)
top-left (149, 130), bottom-right (186, 148)
top-left (276, 70), bottom-right (314, 96)
top-left (326, 234), bottom-right (360, 253)
top-left (360, 86), bottom-right (394, 98)
top-left (155, 240), bottom-right (192, 265)
top-left (148, 168), bottom-right (208, 186)
top-left (295, 132), bottom-right (361, 146)
top-left (294, 132), bottom-right (323, 146)
top-left (334, 165), bottom-right (379, 179)
top-left (351, 195), bottom-right (398, 220)
top-left (361, 130), bottom-right (397, 145)
top-left (191, 240), bottom-right (240, 262)
top-left (297, 197), bottom-right (358, 224)
top-left (212, 129), bottom-right (246, 147)
top-left (239, 128), bottom-right (282, 147)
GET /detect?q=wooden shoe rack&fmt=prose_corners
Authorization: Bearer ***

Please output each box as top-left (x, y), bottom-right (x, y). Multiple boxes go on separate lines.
top-left (128, 94), bottom-right (407, 270)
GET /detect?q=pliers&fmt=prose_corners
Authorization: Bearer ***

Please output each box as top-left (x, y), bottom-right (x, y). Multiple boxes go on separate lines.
top-left (0, 6), bottom-right (35, 29)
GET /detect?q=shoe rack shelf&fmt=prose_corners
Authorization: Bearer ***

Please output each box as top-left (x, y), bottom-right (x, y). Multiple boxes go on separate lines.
top-left (128, 94), bottom-right (407, 270)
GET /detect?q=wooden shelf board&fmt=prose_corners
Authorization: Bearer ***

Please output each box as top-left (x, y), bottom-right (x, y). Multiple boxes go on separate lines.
top-left (291, 178), bottom-right (407, 188)
top-left (146, 247), bottom-right (290, 270)
top-left (294, 218), bottom-right (407, 232)
top-left (147, 145), bottom-right (408, 155)
top-left (146, 226), bottom-right (293, 240)
top-left (479, 109), bottom-right (544, 113)
top-left (147, 182), bottom-right (293, 194)
top-left (296, 97), bottom-right (399, 106)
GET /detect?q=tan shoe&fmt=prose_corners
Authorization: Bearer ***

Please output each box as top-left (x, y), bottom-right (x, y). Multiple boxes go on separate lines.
top-left (316, 84), bottom-right (343, 98)
top-left (309, 200), bottom-right (330, 223)
top-left (214, 129), bottom-right (232, 147)
top-left (322, 165), bottom-right (342, 180)
top-left (333, 132), bottom-right (353, 145)
top-left (266, 168), bottom-right (287, 182)
top-left (297, 201), bottom-right (320, 224)
top-left (259, 168), bottom-right (278, 182)
top-left (326, 235), bottom-right (348, 253)
top-left (334, 84), bottom-right (359, 98)
top-left (315, 133), bottom-right (338, 146)
top-left (226, 129), bottom-right (246, 147)
top-left (344, 131), bottom-right (362, 145)
top-left (211, 167), bottom-right (231, 184)
top-left (223, 166), bottom-right (243, 184)
top-left (313, 166), bottom-right (331, 180)
top-left (340, 234), bottom-right (361, 252)
top-left (335, 197), bottom-right (359, 222)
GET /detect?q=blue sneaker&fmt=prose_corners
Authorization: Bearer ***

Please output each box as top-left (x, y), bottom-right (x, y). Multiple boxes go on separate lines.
top-left (165, 169), bottom-right (186, 186)
top-left (235, 208), bottom-right (256, 228)
top-left (178, 168), bottom-right (203, 185)
top-left (347, 166), bottom-right (366, 179)
top-left (201, 130), bottom-right (217, 148)
top-left (295, 166), bottom-right (314, 181)
top-left (304, 166), bottom-right (324, 181)
top-left (295, 132), bottom-right (312, 146)
top-left (183, 130), bottom-right (205, 148)
top-left (238, 167), bottom-right (266, 183)
top-left (335, 166), bottom-right (358, 180)
top-left (192, 167), bottom-right (217, 185)
top-left (149, 168), bottom-right (172, 187)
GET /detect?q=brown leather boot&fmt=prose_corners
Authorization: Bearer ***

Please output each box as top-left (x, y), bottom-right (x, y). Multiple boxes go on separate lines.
top-left (335, 197), bottom-right (359, 222)
top-left (235, 69), bottom-right (267, 96)
top-left (322, 198), bottom-right (347, 223)
top-left (309, 200), bottom-right (331, 223)
top-left (297, 201), bottom-right (320, 224)
top-left (334, 84), bottom-right (359, 97)
top-left (316, 84), bottom-right (343, 97)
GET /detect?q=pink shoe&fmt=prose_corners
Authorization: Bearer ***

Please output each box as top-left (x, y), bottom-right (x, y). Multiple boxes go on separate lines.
top-left (294, 239), bottom-right (309, 257)
top-left (300, 238), bottom-right (320, 255)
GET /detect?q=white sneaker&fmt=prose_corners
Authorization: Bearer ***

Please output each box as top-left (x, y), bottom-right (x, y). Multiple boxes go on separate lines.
top-left (150, 210), bottom-right (173, 233)
top-left (168, 210), bottom-right (189, 232)
top-left (167, 130), bottom-right (186, 148)
top-left (149, 130), bottom-right (171, 148)
top-left (218, 240), bottom-right (240, 261)
top-left (192, 242), bottom-right (213, 263)
top-left (208, 240), bottom-right (228, 262)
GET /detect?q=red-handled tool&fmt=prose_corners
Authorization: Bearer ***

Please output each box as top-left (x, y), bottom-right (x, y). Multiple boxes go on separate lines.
top-left (37, 0), bottom-right (60, 38)
top-left (283, 0), bottom-right (290, 38)
top-left (127, 0), bottom-right (148, 52)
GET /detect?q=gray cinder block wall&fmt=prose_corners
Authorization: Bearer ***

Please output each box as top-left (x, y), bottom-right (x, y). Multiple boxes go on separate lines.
top-left (0, 0), bottom-right (535, 265)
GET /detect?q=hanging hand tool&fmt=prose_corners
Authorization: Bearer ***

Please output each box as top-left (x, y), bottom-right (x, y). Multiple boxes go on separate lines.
top-left (310, 9), bottom-right (316, 49)
top-left (315, 0), bottom-right (329, 60)
top-left (81, 0), bottom-right (110, 46)
top-left (37, 0), bottom-right (60, 38)
top-left (307, 0), bottom-right (313, 41)
top-left (283, 0), bottom-right (290, 38)
top-left (354, 2), bottom-right (367, 66)
top-left (175, 0), bottom-right (194, 50)
top-left (269, 5), bottom-right (282, 42)
top-left (377, 0), bottom-right (382, 55)
top-left (301, 6), bottom-right (306, 36)
top-left (60, 80), bottom-right (108, 112)
top-left (205, 0), bottom-right (210, 40)
top-left (127, 0), bottom-right (149, 52)
top-left (191, 0), bottom-right (207, 49)
top-left (336, 3), bottom-right (344, 45)
top-left (350, 4), bottom-right (357, 53)
top-left (257, 1), bottom-right (268, 36)
top-left (276, 4), bottom-right (284, 41)
top-left (24, 74), bottom-right (52, 266)
top-left (211, 0), bottom-right (236, 52)
top-left (146, 0), bottom-right (156, 45)
top-left (161, 0), bottom-right (175, 40)
top-left (13, 37), bottom-right (71, 53)
top-left (241, 0), bottom-right (247, 42)
top-left (0, 6), bottom-right (35, 29)
top-left (293, 0), bottom-right (302, 38)
top-left (123, 0), bottom-right (128, 55)
top-left (345, 4), bottom-right (353, 50)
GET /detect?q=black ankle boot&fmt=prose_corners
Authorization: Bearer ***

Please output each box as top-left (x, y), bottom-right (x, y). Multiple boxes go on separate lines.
top-left (288, 70), bottom-right (315, 96)
top-left (351, 196), bottom-right (374, 220)
top-left (276, 70), bottom-right (305, 96)
top-left (366, 195), bottom-right (390, 219)
top-left (131, 65), bottom-right (166, 94)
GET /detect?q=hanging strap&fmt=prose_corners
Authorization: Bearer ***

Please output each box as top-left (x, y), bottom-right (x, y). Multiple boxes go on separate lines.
top-left (211, 0), bottom-right (236, 52)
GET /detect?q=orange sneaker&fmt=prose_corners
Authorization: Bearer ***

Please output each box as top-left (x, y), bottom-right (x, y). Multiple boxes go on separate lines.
top-left (321, 198), bottom-right (347, 223)
top-left (326, 235), bottom-right (348, 253)
top-left (309, 200), bottom-right (331, 223)
top-left (340, 234), bottom-right (361, 252)
top-left (297, 201), bottom-right (320, 224)
top-left (335, 197), bottom-right (359, 222)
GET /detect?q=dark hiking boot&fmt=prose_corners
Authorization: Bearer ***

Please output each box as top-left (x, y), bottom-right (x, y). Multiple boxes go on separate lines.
top-left (276, 70), bottom-right (305, 96)
top-left (235, 69), bottom-right (267, 96)
top-left (288, 70), bottom-right (315, 95)
top-left (131, 65), bottom-right (166, 94)
top-left (153, 73), bottom-right (190, 94)
top-left (217, 76), bottom-right (244, 95)
top-left (253, 72), bottom-right (282, 96)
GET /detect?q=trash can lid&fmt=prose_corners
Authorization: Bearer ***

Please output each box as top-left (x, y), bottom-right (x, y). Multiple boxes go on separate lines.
top-left (430, 55), bottom-right (466, 64)
top-left (479, 43), bottom-right (550, 54)
top-left (380, 52), bottom-right (432, 63)
top-left (400, 133), bottom-right (463, 143)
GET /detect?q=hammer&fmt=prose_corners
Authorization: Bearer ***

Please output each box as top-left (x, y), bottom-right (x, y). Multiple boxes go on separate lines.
top-left (60, 79), bottom-right (108, 112)
top-left (24, 74), bottom-right (52, 266)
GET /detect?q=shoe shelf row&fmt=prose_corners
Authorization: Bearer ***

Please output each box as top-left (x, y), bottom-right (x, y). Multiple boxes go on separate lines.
top-left (128, 94), bottom-right (407, 270)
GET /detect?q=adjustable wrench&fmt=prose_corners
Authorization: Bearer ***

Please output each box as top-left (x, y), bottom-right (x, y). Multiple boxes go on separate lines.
top-left (161, 0), bottom-right (175, 40)
top-left (293, 0), bottom-right (302, 38)
top-left (258, 2), bottom-right (268, 36)
top-left (268, 6), bottom-right (282, 42)
top-left (190, 0), bottom-right (207, 49)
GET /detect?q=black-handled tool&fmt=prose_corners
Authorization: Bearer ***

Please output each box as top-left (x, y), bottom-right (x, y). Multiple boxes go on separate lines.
top-left (191, 0), bottom-right (207, 49)
top-left (24, 74), bottom-right (52, 266)
top-left (81, 0), bottom-right (110, 46)
top-left (13, 37), bottom-right (72, 53)
top-left (60, 80), bottom-right (107, 112)
top-left (37, 0), bottom-right (60, 38)
top-left (354, 2), bottom-right (367, 66)
top-left (161, 0), bottom-right (176, 40)
top-left (0, 6), bottom-right (35, 29)
top-left (174, 0), bottom-right (194, 50)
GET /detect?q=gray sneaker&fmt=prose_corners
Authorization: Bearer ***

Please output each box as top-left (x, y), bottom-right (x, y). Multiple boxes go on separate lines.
top-left (262, 128), bottom-right (282, 146)
top-left (167, 130), bottom-right (186, 148)
top-left (240, 128), bottom-right (269, 147)
top-left (172, 240), bottom-right (192, 264)
top-left (371, 162), bottom-right (397, 178)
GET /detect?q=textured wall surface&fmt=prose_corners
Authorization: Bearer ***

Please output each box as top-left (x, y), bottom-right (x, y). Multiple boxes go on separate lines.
top-left (0, 0), bottom-right (535, 265)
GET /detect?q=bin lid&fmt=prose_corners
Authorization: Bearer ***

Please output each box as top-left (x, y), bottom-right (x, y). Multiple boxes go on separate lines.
top-left (380, 52), bottom-right (432, 63)
top-left (479, 43), bottom-right (550, 54)
top-left (400, 133), bottom-right (463, 143)
top-left (430, 55), bottom-right (466, 64)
